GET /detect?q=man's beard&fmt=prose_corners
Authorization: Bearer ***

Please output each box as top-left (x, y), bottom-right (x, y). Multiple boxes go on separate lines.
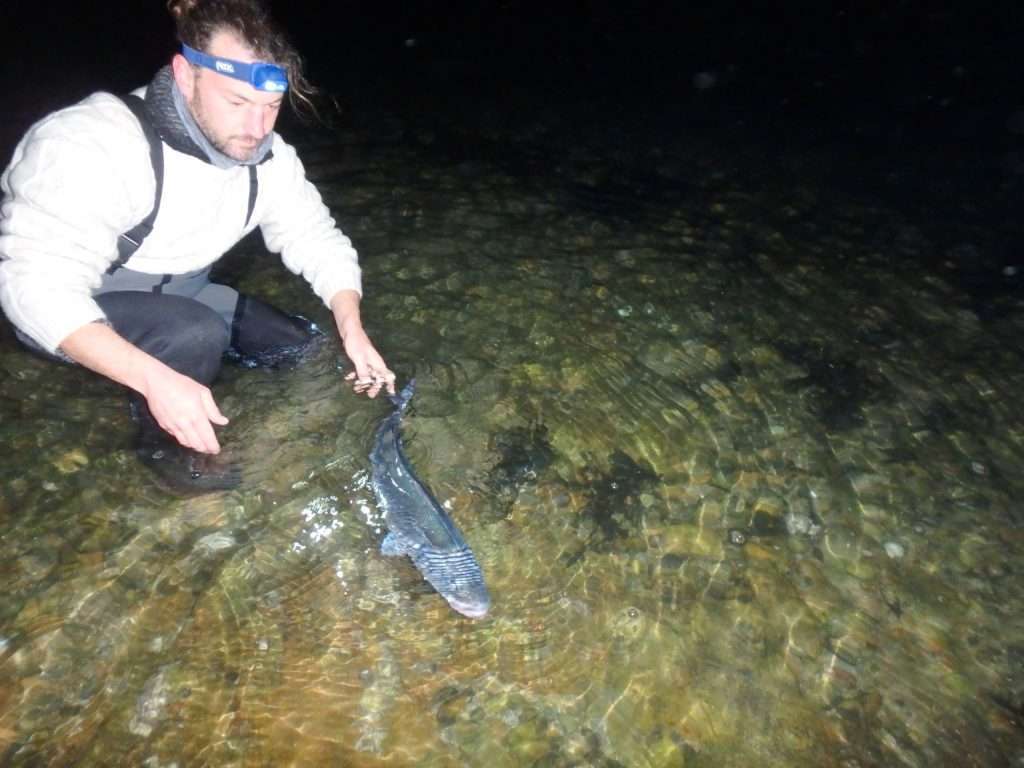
top-left (189, 91), bottom-right (258, 162)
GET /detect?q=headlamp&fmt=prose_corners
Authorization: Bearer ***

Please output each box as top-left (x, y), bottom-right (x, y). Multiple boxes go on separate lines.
top-left (181, 43), bottom-right (289, 93)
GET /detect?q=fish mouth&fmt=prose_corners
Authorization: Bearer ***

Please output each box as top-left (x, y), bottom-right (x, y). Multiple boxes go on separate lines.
top-left (448, 598), bottom-right (491, 619)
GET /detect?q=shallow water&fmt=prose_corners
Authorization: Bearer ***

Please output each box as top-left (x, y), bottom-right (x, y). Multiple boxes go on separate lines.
top-left (2, 97), bottom-right (1024, 767)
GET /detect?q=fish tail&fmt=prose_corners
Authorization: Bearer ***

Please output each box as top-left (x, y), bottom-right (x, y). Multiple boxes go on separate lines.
top-left (388, 378), bottom-right (416, 412)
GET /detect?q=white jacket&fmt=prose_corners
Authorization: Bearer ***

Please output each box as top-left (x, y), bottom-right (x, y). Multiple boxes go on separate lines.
top-left (0, 89), bottom-right (362, 353)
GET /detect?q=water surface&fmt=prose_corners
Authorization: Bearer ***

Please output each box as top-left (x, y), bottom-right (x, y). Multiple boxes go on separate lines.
top-left (2, 96), bottom-right (1023, 766)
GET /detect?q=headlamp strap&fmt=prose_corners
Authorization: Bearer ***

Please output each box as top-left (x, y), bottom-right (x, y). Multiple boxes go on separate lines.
top-left (181, 43), bottom-right (288, 93)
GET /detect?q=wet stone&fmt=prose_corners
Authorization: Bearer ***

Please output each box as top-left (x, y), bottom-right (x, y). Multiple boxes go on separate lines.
top-left (883, 541), bottom-right (906, 559)
top-left (609, 606), bottom-right (648, 645)
top-left (823, 526), bottom-right (866, 563)
top-left (52, 448), bottom-right (89, 474)
top-left (744, 542), bottom-right (783, 564)
top-left (660, 553), bottom-right (688, 571)
top-left (130, 668), bottom-right (172, 738)
top-left (848, 471), bottom-right (889, 497)
top-left (958, 533), bottom-right (992, 570)
top-left (785, 512), bottom-right (818, 536)
top-left (434, 686), bottom-right (473, 727)
top-left (194, 532), bottom-right (237, 553)
top-left (751, 508), bottom-right (788, 537)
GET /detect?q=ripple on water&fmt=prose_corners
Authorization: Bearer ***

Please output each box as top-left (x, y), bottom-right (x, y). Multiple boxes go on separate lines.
top-left (3, 106), bottom-right (1024, 766)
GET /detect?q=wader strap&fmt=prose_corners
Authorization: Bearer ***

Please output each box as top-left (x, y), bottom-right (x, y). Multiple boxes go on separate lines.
top-left (108, 94), bottom-right (164, 275)
top-left (245, 165), bottom-right (258, 227)
top-left (230, 293), bottom-right (248, 350)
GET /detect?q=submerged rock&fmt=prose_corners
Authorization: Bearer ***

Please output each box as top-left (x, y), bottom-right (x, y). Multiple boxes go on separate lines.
top-left (130, 668), bottom-right (172, 738)
top-left (194, 532), bottom-right (236, 553)
top-left (883, 541), bottom-right (906, 559)
top-left (485, 423), bottom-right (556, 518)
top-left (579, 451), bottom-right (661, 542)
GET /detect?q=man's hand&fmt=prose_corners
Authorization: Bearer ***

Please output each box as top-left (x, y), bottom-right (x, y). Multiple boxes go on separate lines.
top-left (60, 321), bottom-right (229, 453)
top-left (140, 365), bottom-right (229, 453)
top-left (330, 289), bottom-right (396, 399)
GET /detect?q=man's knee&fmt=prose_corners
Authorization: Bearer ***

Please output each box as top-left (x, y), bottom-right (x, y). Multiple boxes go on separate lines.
top-left (97, 292), bottom-right (230, 382)
top-left (174, 300), bottom-right (231, 359)
top-left (228, 295), bottom-right (322, 368)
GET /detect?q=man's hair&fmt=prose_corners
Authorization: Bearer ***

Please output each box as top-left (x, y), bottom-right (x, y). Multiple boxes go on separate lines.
top-left (167, 0), bottom-right (325, 122)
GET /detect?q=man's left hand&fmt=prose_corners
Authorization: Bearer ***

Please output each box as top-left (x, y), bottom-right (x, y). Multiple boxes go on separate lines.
top-left (330, 289), bottom-right (395, 398)
top-left (343, 334), bottom-right (396, 399)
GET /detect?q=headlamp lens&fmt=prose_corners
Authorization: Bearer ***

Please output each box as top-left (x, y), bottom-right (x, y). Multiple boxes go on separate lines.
top-left (250, 63), bottom-right (289, 93)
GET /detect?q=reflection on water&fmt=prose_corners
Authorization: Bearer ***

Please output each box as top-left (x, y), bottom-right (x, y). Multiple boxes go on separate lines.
top-left (2, 100), bottom-right (1024, 767)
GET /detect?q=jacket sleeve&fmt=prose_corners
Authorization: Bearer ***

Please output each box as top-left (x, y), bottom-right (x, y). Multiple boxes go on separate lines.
top-left (257, 138), bottom-right (363, 304)
top-left (0, 94), bottom-right (153, 353)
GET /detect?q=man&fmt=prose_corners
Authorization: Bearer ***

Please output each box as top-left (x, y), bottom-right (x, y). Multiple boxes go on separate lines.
top-left (0, 2), bottom-right (395, 492)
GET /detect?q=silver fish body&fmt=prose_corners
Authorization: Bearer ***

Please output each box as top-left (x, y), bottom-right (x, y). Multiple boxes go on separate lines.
top-left (369, 380), bottom-right (490, 618)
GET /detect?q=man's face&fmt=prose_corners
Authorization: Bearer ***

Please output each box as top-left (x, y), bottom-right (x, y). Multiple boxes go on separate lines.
top-left (173, 31), bottom-right (284, 162)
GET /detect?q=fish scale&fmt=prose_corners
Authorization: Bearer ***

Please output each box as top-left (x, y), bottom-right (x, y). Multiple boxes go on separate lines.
top-left (369, 379), bottom-right (491, 618)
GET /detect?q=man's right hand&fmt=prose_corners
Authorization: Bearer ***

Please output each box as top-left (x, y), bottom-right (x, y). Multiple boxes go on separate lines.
top-left (140, 365), bottom-right (228, 453)
top-left (59, 321), bottom-right (229, 453)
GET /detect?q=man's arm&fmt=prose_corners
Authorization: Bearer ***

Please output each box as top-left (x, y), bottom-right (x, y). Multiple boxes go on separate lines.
top-left (252, 139), bottom-right (392, 394)
top-left (60, 322), bottom-right (228, 453)
top-left (0, 95), bottom-right (155, 356)
top-left (330, 289), bottom-right (395, 398)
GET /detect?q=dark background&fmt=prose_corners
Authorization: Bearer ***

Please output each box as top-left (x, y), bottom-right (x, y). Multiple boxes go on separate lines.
top-left (4, 1), bottom-right (1022, 149)
top-left (4, 1), bottom-right (1023, 276)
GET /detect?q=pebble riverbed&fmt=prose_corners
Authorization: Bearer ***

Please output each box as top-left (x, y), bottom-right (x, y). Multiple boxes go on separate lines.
top-left (1, 88), bottom-right (1023, 766)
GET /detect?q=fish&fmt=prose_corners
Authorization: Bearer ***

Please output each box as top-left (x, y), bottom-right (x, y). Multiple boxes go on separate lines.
top-left (369, 379), bottom-right (491, 618)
